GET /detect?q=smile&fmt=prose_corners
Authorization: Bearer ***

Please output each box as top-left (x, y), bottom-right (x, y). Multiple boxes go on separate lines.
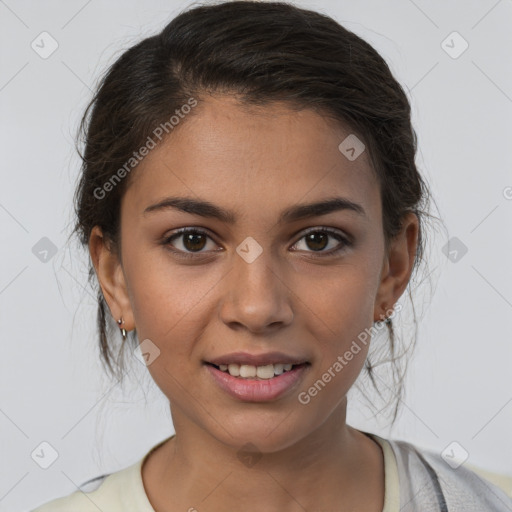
top-left (212, 362), bottom-right (299, 380)
top-left (204, 362), bottom-right (310, 402)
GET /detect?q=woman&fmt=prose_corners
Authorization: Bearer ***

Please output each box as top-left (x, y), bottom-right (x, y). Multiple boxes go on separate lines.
top-left (32, 1), bottom-right (512, 510)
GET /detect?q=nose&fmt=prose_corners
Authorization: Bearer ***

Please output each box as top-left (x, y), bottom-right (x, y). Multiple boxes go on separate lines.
top-left (218, 247), bottom-right (294, 334)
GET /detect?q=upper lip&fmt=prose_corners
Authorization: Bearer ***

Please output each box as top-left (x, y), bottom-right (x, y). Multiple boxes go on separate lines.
top-left (206, 351), bottom-right (309, 367)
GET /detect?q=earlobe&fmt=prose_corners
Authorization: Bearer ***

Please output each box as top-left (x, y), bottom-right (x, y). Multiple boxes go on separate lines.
top-left (88, 226), bottom-right (135, 331)
top-left (373, 212), bottom-right (419, 322)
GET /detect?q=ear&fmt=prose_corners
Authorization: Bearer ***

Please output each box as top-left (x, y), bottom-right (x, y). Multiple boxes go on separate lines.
top-left (88, 225), bottom-right (135, 331)
top-left (373, 212), bottom-right (419, 322)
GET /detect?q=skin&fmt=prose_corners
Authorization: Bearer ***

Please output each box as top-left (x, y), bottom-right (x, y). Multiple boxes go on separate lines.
top-left (89, 95), bottom-right (419, 512)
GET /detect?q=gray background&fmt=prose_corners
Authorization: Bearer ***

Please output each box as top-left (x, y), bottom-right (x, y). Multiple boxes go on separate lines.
top-left (0, 0), bottom-right (511, 510)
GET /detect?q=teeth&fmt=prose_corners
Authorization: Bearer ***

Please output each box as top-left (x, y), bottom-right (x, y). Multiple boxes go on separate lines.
top-left (228, 363), bottom-right (240, 376)
top-left (239, 364), bottom-right (257, 378)
top-left (215, 362), bottom-right (300, 379)
top-left (256, 364), bottom-right (274, 379)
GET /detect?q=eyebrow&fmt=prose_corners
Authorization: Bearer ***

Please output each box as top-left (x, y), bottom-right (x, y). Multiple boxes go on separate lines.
top-left (143, 196), bottom-right (366, 223)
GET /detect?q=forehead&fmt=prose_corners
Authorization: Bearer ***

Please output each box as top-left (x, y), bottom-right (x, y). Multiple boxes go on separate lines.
top-left (123, 95), bottom-right (380, 224)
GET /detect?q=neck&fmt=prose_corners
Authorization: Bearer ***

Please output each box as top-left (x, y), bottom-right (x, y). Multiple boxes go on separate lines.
top-left (142, 399), bottom-right (384, 512)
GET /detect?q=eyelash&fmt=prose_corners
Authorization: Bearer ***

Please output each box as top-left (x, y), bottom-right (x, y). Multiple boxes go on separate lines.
top-left (161, 226), bottom-right (352, 260)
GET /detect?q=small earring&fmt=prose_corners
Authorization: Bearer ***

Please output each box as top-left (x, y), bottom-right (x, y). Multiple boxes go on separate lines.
top-left (379, 305), bottom-right (392, 325)
top-left (117, 318), bottom-right (127, 341)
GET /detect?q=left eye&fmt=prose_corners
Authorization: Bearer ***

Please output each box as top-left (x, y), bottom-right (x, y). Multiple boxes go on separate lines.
top-left (292, 228), bottom-right (349, 254)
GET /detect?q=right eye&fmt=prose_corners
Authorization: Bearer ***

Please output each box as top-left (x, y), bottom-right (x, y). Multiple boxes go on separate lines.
top-left (162, 227), bottom-right (221, 258)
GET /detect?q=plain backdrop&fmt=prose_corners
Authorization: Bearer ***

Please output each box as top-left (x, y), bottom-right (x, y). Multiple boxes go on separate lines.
top-left (1, 0), bottom-right (511, 510)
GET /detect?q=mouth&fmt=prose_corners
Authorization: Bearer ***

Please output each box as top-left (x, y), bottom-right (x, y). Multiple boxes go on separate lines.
top-left (204, 361), bottom-right (309, 380)
top-left (204, 361), bottom-right (310, 402)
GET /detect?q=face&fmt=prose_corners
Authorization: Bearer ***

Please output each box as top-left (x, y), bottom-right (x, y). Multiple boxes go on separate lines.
top-left (91, 95), bottom-right (417, 452)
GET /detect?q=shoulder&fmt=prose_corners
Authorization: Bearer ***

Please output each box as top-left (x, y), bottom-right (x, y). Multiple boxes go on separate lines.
top-left (30, 458), bottom-right (154, 512)
top-left (30, 473), bottom-right (111, 512)
top-left (385, 436), bottom-right (512, 511)
top-left (31, 436), bottom-right (172, 511)
top-left (464, 462), bottom-right (512, 499)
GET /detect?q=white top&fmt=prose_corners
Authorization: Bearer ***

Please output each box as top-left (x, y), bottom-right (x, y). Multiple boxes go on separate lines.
top-left (31, 432), bottom-right (512, 511)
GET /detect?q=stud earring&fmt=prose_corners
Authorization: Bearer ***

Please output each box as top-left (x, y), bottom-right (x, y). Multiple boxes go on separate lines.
top-left (383, 305), bottom-right (393, 324)
top-left (378, 305), bottom-right (392, 325)
top-left (117, 318), bottom-right (127, 341)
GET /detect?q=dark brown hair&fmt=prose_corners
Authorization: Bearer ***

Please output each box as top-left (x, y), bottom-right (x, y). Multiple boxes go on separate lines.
top-left (72, 0), bottom-right (438, 423)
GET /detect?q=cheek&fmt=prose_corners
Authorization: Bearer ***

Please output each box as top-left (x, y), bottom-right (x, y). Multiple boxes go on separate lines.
top-left (292, 272), bottom-right (377, 414)
top-left (301, 261), bottom-right (380, 342)
top-left (123, 242), bottom-right (203, 333)
top-left (122, 245), bottom-right (224, 372)
top-left (122, 251), bottom-right (214, 397)
top-left (295, 253), bottom-right (382, 390)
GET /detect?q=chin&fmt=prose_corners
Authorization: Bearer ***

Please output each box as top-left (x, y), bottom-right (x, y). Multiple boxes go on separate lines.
top-left (210, 414), bottom-right (317, 455)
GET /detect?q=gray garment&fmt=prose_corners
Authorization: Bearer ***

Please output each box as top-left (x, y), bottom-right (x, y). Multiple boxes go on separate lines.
top-left (388, 437), bottom-right (512, 511)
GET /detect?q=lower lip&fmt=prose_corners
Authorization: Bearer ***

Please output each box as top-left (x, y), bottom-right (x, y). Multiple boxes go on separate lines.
top-left (205, 363), bottom-right (309, 402)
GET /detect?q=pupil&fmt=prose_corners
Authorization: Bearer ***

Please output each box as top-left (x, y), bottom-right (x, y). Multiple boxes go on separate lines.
top-left (306, 233), bottom-right (327, 251)
top-left (184, 233), bottom-right (206, 251)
